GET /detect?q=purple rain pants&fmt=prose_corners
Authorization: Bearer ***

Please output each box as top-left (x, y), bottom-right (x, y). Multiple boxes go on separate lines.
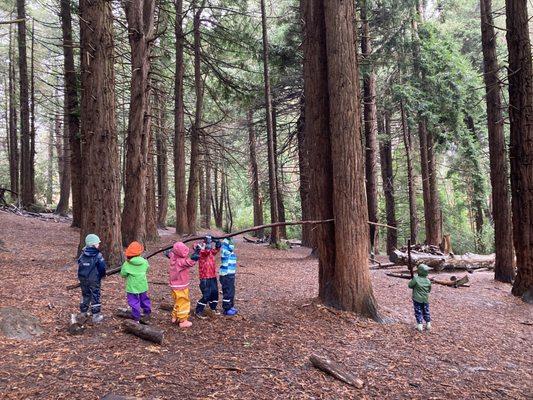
top-left (127, 292), bottom-right (152, 321)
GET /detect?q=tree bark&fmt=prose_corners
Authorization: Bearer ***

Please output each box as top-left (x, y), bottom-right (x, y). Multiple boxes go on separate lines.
top-left (247, 109), bottom-right (264, 237)
top-left (186, 1), bottom-right (206, 234)
top-left (260, 0), bottom-right (281, 245)
top-left (174, 0), bottom-right (187, 234)
top-left (506, 0), bottom-right (533, 298)
top-left (121, 0), bottom-right (155, 245)
top-left (480, 0), bottom-right (514, 283)
top-left (8, 25), bottom-right (19, 198)
top-left (55, 109), bottom-right (71, 215)
top-left (60, 0), bottom-right (82, 226)
top-left (79, 0), bottom-right (123, 265)
top-left (302, 0), bottom-right (379, 317)
top-left (297, 97), bottom-right (312, 247)
top-left (272, 103), bottom-right (287, 238)
top-left (46, 118), bottom-right (55, 205)
top-left (199, 156), bottom-right (206, 227)
top-left (400, 98), bottom-right (418, 243)
top-left (155, 91), bottom-right (168, 228)
top-left (17, 0), bottom-right (33, 207)
top-left (379, 112), bottom-right (397, 255)
top-left (204, 145), bottom-right (212, 229)
top-left (361, 0), bottom-right (379, 252)
top-left (146, 117), bottom-right (158, 241)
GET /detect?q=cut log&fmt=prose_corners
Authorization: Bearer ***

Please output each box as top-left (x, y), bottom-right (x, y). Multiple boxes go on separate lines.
top-left (67, 312), bottom-right (89, 335)
top-left (115, 308), bottom-right (133, 320)
top-left (122, 320), bottom-right (163, 344)
top-left (310, 354), bottom-right (364, 389)
top-left (390, 249), bottom-right (494, 271)
top-left (159, 301), bottom-right (173, 311)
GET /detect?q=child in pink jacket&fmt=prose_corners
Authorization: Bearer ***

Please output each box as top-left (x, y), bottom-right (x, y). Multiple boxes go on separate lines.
top-left (164, 242), bottom-right (201, 328)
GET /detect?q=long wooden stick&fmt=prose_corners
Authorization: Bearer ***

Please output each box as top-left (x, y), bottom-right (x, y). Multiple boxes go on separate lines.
top-left (0, 19), bottom-right (25, 25)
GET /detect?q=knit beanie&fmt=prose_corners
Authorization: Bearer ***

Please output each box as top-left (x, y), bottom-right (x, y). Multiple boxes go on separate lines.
top-left (125, 241), bottom-right (144, 258)
top-left (85, 234), bottom-right (101, 247)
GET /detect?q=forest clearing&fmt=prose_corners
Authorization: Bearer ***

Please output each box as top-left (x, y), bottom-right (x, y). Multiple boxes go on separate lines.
top-left (0, 211), bottom-right (532, 399)
top-left (1, 0), bottom-right (533, 398)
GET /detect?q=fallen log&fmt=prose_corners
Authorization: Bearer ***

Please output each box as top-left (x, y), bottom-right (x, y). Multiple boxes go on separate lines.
top-left (386, 272), bottom-right (470, 288)
top-left (309, 354), bottom-right (364, 389)
top-left (390, 249), bottom-right (494, 271)
top-left (67, 312), bottom-right (89, 335)
top-left (159, 302), bottom-right (173, 311)
top-left (122, 320), bottom-right (163, 344)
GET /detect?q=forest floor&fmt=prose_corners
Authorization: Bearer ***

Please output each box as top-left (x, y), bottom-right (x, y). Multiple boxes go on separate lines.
top-left (0, 210), bottom-right (532, 400)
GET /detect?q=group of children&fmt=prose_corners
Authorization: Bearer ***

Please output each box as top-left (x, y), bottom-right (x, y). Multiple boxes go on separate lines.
top-left (76, 234), bottom-right (239, 329)
top-left (77, 234), bottom-right (433, 332)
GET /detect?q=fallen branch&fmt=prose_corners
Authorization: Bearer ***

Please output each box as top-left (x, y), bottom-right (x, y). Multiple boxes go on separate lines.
top-left (309, 354), bottom-right (364, 389)
top-left (122, 320), bottom-right (163, 344)
top-left (386, 272), bottom-right (470, 287)
top-left (212, 365), bottom-right (245, 372)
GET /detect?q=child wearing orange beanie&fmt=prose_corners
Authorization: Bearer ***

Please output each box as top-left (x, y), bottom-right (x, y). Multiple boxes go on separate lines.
top-left (120, 241), bottom-right (151, 323)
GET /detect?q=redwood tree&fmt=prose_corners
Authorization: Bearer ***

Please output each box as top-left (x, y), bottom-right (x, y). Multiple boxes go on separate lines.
top-left (79, 0), bottom-right (122, 264)
top-left (302, 0), bottom-right (379, 317)
top-left (379, 112), bottom-right (397, 255)
top-left (247, 109), bottom-right (264, 236)
top-left (121, 0), bottom-right (155, 245)
top-left (506, 0), bottom-right (533, 299)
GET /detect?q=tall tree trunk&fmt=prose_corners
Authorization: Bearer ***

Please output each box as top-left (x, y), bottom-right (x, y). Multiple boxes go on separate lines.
top-left (46, 118), bottom-right (54, 205)
top-left (379, 112), bottom-right (397, 255)
top-left (174, 0), bottom-right (187, 234)
top-left (297, 97), bottom-right (312, 246)
top-left (260, 0), bottom-right (280, 245)
top-left (213, 167), bottom-right (225, 228)
top-left (155, 91), bottom-right (168, 228)
top-left (412, 2), bottom-right (441, 245)
top-left (146, 117), bottom-right (158, 241)
top-left (247, 109), bottom-right (264, 236)
top-left (199, 158), bottom-right (206, 226)
top-left (480, 0), bottom-right (514, 283)
top-left (79, 0), bottom-right (123, 265)
top-left (186, 1), bottom-right (206, 234)
top-left (361, 0), bottom-right (379, 252)
top-left (121, 0), bottom-right (155, 245)
top-left (17, 0), bottom-right (33, 207)
top-left (8, 25), bottom-right (19, 198)
top-left (272, 103), bottom-right (287, 238)
top-left (55, 109), bottom-right (71, 215)
top-left (400, 99), bottom-right (418, 243)
top-left (204, 142), bottom-right (212, 229)
top-left (302, 0), bottom-right (379, 317)
top-left (29, 18), bottom-right (36, 201)
top-left (506, 0), bottom-right (533, 298)
top-left (61, 0), bottom-right (82, 226)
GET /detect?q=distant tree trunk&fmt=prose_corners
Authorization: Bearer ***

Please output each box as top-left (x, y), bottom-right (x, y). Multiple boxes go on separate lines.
top-left (302, 0), bottom-right (379, 317)
top-left (272, 103), bottom-right (287, 238)
top-left (174, 0), bottom-right (187, 234)
top-left (17, 0), bottom-right (33, 207)
top-left (506, 0), bottom-right (533, 298)
top-left (199, 158), bottom-right (206, 227)
top-left (213, 167), bottom-right (224, 229)
top-left (55, 109), bottom-right (71, 215)
top-left (155, 92), bottom-right (168, 228)
top-left (8, 26), bottom-right (19, 198)
top-left (61, 0), bottom-right (82, 226)
top-left (379, 112), bottom-right (397, 255)
top-left (29, 18), bottom-right (36, 201)
top-left (480, 0), bottom-right (514, 283)
top-left (412, 2), bottom-right (441, 245)
top-left (46, 119), bottom-right (54, 205)
top-left (247, 109), bottom-right (264, 236)
top-left (297, 97), bottom-right (312, 246)
top-left (361, 0), bottom-right (379, 252)
top-left (204, 146), bottom-right (212, 229)
top-left (121, 0), bottom-right (155, 245)
top-left (186, 1), bottom-right (206, 234)
top-left (79, 0), bottom-right (123, 265)
top-left (223, 172), bottom-right (233, 232)
top-left (400, 99), bottom-right (418, 243)
top-left (260, 0), bottom-right (280, 245)
top-left (146, 119), bottom-right (158, 241)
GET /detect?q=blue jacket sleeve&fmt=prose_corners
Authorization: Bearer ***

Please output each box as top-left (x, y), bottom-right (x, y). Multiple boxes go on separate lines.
top-left (96, 253), bottom-right (107, 279)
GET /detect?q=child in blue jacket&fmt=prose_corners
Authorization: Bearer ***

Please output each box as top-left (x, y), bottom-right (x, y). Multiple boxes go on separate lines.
top-left (77, 234), bottom-right (107, 323)
top-left (219, 238), bottom-right (238, 316)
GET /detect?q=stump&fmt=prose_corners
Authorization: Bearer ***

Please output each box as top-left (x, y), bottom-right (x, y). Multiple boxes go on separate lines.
top-left (0, 307), bottom-right (44, 339)
top-left (122, 320), bottom-right (163, 344)
top-left (68, 312), bottom-right (89, 335)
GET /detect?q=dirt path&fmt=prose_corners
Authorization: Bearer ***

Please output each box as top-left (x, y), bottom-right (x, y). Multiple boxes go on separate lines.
top-left (0, 211), bottom-right (531, 399)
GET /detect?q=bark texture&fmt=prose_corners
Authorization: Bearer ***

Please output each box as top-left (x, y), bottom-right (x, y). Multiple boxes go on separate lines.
top-left (247, 109), bottom-right (264, 236)
top-left (480, 0), bottom-right (514, 283)
top-left (297, 97), bottom-right (312, 247)
top-left (506, 0), bottom-right (533, 297)
top-left (379, 112), bottom-right (397, 255)
top-left (79, 0), bottom-right (122, 265)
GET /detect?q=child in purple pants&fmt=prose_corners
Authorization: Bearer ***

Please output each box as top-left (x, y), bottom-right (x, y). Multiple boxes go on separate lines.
top-left (120, 241), bottom-right (151, 323)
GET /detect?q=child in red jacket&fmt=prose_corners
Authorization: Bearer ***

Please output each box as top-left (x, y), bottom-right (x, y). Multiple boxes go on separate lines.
top-left (195, 236), bottom-right (222, 319)
top-left (164, 242), bottom-right (200, 328)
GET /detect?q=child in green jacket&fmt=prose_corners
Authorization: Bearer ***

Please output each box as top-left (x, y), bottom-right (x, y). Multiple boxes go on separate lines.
top-left (120, 241), bottom-right (151, 323)
top-left (408, 264), bottom-right (432, 332)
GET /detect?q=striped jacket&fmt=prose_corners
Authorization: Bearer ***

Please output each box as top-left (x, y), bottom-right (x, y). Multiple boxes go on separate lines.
top-left (219, 239), bottom-right (237, 276)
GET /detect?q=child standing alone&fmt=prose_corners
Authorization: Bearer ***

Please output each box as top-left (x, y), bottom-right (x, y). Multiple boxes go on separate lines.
top-left (77, 234), bottom-right (107, 323)
top-left (219, 238), bottom-right (238, 316)
top-left (408, 264), bottom-right (432, 332)
top-left (165, 242), bottom-right (200, 328)
top-left (120, 241), bottom-right (152, 323)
